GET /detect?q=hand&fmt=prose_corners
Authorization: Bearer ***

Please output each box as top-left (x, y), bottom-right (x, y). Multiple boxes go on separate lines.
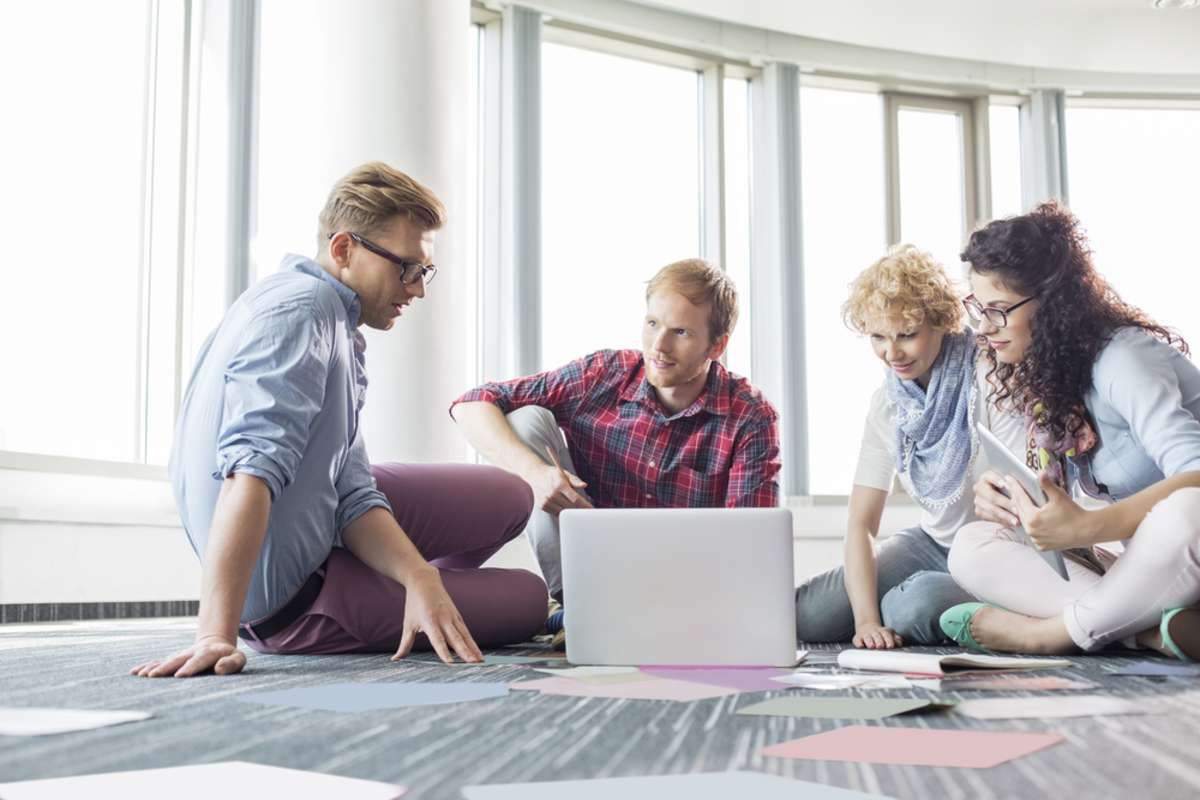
top-left (393, 567), bottom-right (483, 664)
top-left (974, 469), bottom-right (1019, 527)
top-left (853, 622), bottom-right (903, 649)
top-left (528, 463), bottom-right (593, 516)
top-left (1008, 472), bottom-right (1091, 550)
top-left (130, 634), bottom-right (245, 678)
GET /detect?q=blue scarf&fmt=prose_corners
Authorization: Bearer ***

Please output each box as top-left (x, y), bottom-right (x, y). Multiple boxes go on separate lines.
top-left (887, 330), bottom-right (978, 509)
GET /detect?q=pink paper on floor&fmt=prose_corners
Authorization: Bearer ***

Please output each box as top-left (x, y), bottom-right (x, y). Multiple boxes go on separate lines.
top-left (510, 676), bottom-right (738, 701)
top-left (638, 667), bottom-right (790, 692)
top-left (762, 725), bottom-right (1064, 769)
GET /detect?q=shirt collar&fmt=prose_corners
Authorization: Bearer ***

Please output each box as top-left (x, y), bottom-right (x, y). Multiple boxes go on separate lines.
top-left (620, 358), bottom-right (731, 419)
top-left (280, 254), bottom-right (362, 327)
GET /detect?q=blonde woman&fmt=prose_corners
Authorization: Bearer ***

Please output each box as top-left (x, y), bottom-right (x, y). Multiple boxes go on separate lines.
top-left (794, 245), bottom-right (1025, 647)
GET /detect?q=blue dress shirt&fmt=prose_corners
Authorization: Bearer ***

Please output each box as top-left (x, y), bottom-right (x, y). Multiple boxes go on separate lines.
top-left (169, 255), bottom-right (391, 621)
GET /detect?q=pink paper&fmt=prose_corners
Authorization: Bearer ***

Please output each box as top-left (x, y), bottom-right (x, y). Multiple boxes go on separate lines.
top-left (937, 675), bottom-right (1096, 691)
top-left (510, 676), bottom-right (738, 701)
top-left (762, 725), bottom-right (1063, 769)
top-left (638, 667), bottom-right (789, 692)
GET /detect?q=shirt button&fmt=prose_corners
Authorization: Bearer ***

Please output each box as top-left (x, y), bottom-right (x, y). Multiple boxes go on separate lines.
top-left (645, 493), bottom-right (653, 499)
top-left (648, 460), bottom-right (656, 468)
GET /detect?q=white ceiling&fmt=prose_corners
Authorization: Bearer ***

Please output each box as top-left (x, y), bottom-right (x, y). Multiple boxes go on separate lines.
top-left (633, 0), bottom-right (1200, 75)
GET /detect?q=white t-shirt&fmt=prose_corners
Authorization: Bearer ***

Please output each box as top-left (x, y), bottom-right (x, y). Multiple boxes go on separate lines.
top-left (853, 368), bottom-right (1027, 547)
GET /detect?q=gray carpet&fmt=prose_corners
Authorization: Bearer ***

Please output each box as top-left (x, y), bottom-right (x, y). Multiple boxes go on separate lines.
top-left (2, 618), bottom-right (1199, 799)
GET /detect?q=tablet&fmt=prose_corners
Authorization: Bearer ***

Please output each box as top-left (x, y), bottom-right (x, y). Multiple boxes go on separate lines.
top-left (975, 423), bottom-right (1069, 580)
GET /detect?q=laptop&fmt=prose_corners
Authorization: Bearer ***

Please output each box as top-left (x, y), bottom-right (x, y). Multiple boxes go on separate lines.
top-left (559, 507), bottom-right (798, 666)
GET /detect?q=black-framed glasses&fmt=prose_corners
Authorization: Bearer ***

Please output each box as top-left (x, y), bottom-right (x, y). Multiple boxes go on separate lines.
top-left (328, 231), bottom-right (437, 286)
top-left (963, 293), bottom-right (1037, 329)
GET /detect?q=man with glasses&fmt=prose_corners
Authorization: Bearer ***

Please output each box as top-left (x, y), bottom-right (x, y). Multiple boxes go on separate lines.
top-left (133, 162), bottom-right (547, 678)
top-left (451, 259), bottom-right (781, 642)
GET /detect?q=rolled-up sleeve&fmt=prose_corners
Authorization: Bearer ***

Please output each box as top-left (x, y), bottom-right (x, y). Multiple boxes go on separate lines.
top-left (334, 428), bottom-right (392, 536)
top-left (449, 351), bottom-right (601, 423)
top-left (213, 302), bottom-right (332, 500)
top-left (1098, 333), bottom-right (1200, 477)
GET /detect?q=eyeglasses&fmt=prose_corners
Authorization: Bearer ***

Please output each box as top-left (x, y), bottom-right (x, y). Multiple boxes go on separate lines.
top-left (962, 293), bottom-right (1037, 330)
top-left (328, 232), bottom-right (437, 286)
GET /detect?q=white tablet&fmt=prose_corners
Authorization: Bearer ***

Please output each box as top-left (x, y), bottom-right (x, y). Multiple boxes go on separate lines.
top-left (975, 423), bottom-right (1069, 580)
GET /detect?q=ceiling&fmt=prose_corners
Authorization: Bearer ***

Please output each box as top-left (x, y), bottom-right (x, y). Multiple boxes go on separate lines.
top-left (632, 0), bottom-right (1200, 75)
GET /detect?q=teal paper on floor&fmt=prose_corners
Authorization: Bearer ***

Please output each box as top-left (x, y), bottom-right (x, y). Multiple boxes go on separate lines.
top-left (235, 682), bottom-right (509, 712)
top-left (462, 770), bottom-right (894, 799)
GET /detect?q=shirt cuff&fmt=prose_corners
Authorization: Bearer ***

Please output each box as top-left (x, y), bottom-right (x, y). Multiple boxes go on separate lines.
top-left (335, 488), bottom-right (393, 536)
top-left (213, 450), bottom-right (285, 501)
top-left (449, 388), bottom-right (508, 417)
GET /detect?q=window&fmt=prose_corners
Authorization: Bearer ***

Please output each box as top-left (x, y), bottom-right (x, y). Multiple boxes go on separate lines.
top-left (1066, 104), bottom-right (1200, 347)
top-left (800, 87), bottom-right (889, 495)
top-left (540, 43), bottom-right (702, 370)
top-left (889, 97), bottom-right (975, 272)
top-left (989, 104), bottom-right (1023, 220)
top-left (723, 77), bottom-right (753, 378)
top-left (0, 0), bottom-right (187, 463)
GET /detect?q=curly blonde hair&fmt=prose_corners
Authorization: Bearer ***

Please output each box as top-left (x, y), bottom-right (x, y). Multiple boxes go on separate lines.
top-left (842, 244), bottom-right (964, 335)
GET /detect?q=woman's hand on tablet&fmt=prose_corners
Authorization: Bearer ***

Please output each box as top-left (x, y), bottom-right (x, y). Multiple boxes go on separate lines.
top-left (974, 470), bottom-right (1020, 527)
top-left (1008, 472), bottom-right (1089, 550)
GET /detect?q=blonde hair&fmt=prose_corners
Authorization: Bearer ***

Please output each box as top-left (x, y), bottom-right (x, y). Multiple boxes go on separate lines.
top-left (645, 258), bottom-right (739, 342)
top-left (317, 162), bottom-right (446, 248)
top-left (842, 244), bottom-right (964, 334)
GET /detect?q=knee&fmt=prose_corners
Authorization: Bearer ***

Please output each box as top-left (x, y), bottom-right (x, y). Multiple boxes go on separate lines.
top-left (947, 521), bottom-right (1006, 590)
top-left (506, 405), bottom-right (559, 448)
top-left (1136, 487), bottom-right (1200, 561)
top-left (479, 465), bottom-right (535, 534)
top-left (880, 571), bottom-right (972, 644)
top-left (508, 569), bottom-right (551, 637)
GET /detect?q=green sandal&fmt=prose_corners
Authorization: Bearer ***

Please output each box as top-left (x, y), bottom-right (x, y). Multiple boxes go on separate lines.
top-left (1160, 607), bottom-right (1200, 662)
top-left (939, 602), bottom-right (998, 653)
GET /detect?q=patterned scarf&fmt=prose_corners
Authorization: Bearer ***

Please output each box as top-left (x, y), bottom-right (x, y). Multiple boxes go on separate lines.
top-left (887, 330), bottom-right (979, 509)
top-left (1027, 402), bottom-right (1107, 574)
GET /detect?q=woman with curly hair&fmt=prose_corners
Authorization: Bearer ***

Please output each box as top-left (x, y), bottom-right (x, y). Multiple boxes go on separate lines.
top-left (794, 245), bottom-right (1026, 648)
top-left (941, 201), bottom-right (1200, 660)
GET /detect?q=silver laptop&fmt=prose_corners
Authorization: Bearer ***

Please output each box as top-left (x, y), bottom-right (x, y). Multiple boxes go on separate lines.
top-left (560, 508), bottom-right (798, 666)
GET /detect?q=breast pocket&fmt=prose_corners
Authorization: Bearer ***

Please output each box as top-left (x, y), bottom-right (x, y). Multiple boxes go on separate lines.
top-left (664, 466), bottom-right (728, 508)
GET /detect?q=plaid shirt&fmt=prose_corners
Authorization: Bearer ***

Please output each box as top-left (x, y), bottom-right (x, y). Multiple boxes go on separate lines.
top-left (452, 349), bottom-right (780, 508)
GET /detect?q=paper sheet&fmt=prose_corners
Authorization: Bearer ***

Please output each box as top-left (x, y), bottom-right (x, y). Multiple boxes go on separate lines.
top-left (1111, 660), bottom-right (1200, 677)
top-left (0, 761), bottom-right (405, 799)
top-left (769, 673), bottom-right (913, 690)
top-left (462, 770), bottom-right (892, 799)
top-left (235, 682), bottom-right (509, 712)
top-left (737, 696), bottom-right (947, 719)
top-left (762, 726), bottom-right (1064, 769)
top-left (911, 675), bottom-right (1097, 691)
top-left (0, 707), bottom-right (152, 737)
top-left (637, 667), bottom-right (790, 692)
top-left (531, 666), bottom-right (656, 684)
top-left (954, 695), bottom-right (1148, 719)
top-left (510, 676), bottom-right (737, 701)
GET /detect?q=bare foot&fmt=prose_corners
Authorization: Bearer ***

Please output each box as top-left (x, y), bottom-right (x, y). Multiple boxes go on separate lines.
top-left (969, 606), bottom-right (1076, 654)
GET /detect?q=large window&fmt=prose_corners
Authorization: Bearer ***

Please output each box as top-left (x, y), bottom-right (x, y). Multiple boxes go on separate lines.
top-left (0, 1), bottom-right (187, 464)
top-left (540, 43), bottom-right (702, 370)
top-left (988, 104), bottom-right (1023, 220)
top-left (1066, 104), bottom-right (1200, 347)
top-left (800, 87), bottom-right (889, 495)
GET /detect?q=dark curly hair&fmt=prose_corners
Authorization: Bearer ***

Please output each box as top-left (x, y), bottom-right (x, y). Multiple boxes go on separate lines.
top-left (961, 201), bottom-right (1188, 443)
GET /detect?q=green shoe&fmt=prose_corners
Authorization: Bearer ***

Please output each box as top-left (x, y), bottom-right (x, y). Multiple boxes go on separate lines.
top-left (1160, 607), bottom-right (1200, 662)
top-left (939, 602), bottom-right (995, 653)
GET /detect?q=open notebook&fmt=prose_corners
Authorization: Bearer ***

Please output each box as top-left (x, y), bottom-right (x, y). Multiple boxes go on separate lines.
top-left (837, 650), bottom-right (1071, 676)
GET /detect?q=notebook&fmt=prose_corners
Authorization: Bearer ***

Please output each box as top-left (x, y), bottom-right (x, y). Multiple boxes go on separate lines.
top-left (836, 650), bottom-right (1071, 676)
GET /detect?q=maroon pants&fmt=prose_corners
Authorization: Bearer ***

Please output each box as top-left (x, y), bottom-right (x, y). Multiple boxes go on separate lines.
top-left (246, 463), bottom-right (547, 655)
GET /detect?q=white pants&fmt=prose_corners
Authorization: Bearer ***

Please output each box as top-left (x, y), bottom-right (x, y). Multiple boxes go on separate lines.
top-left (948, 487), bottom-right (1200, 651)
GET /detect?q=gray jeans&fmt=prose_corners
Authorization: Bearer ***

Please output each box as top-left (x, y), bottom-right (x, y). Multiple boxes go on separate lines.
top-left (507, 405), bottom-right (589, 603)
top-left (794, 526), bottom-right (975, 645)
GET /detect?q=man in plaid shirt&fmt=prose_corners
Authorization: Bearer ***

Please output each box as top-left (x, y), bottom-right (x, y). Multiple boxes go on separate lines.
top-left (451, 259), bottom-right (781, 605)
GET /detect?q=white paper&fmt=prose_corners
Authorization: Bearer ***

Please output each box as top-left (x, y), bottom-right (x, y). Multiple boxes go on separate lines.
top-left (955, 696), bottom-right (1147, 719)
top-left (836, 649), bottom-right (1071, 675)
top-left (0, 707), bottom-right (152, 736)
top-left (0, 761), bottom-right (406, 799)
top-left (532, 665), bottom-right (640, 678)
top-left (769, 673), bottom-right (912, 690)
